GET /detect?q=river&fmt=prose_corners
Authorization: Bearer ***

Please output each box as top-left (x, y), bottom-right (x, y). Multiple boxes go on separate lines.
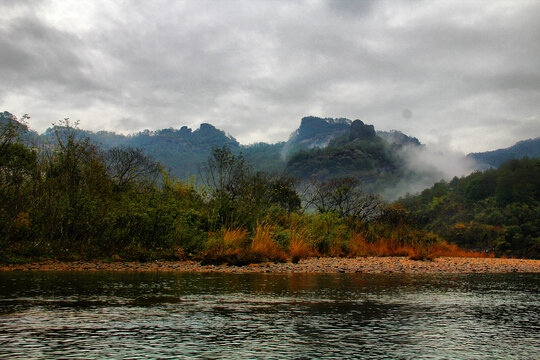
top-left (1, 272), bottom-right (538, 359)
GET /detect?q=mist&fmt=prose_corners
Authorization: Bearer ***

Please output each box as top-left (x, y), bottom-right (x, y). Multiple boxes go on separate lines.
top-left (381, 143), bottom-right (482, 200)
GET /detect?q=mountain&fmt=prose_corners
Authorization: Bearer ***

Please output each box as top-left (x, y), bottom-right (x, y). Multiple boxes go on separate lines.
top-left (281, 116), bottom-right (352, 157)
top-left (377, 130), bottom-right (422, 149)
top-left (39, 121), bottom-right (240, 177)
top-left (0, 111), bottom-right (40, 144)
top-left (467, 137), bottom-right (540, 168)
top-left (281, 116), bottom-right (422, 157)
top-left (1, 111), bottom-right (443, 197)
top-left (285, 119), bottom-right (405, 191)
top-left (27, 113), bottom-right (426, 182)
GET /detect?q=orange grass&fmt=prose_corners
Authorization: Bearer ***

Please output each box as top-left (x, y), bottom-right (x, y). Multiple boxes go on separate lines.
top-left (222, 228), bottom-right (248, 249)
top-left (347, 233), bottom-right (413, 257)
top-left (288, 226), bottom-right (316, 263)
top-left (430, 241), bottom-right (492, 258)
top-left (201, 227), bottom-right (248, 264)
top-left (346, 233), bottom-right (489, 260)
top-left (203, 226), bottom-right (489, 264)
top-left (250, 224), bottom-right (287, 262)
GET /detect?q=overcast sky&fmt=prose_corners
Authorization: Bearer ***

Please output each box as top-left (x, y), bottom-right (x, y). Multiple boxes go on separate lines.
top-left (1, 0), bottom-right (539, 152)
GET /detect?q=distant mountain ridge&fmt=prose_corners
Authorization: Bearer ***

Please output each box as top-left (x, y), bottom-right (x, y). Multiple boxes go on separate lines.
top-left (7, 110), bottom-right (539, 198)
top-left (467, 137), bottom-right (540, 168)
top-left (0, 111), bottom-right (453, 198)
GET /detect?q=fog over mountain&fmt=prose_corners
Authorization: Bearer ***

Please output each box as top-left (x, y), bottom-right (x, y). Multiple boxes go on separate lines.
top-left (1, 0), bottom-right (539, 153)
top-left (2, 111), bottom-right (490, 200)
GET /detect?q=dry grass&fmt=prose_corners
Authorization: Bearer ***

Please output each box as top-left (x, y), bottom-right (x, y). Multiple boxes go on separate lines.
top-left (430, 241), bottom-right (492, 258)
top-left (347, 233), bottom-right (412, 257)
top-left (202, 226), bottom-right (489, 265)
top-left (250, 224), bottom-right (287, 262)
top-left (346, 233), bottom-right (488, 261)
top-left (408, 241), bottom-right (492, 260)
top-left (201, 227), bottom-right (248, 265)
top-left (288, 226), bottom-right (316, 263)
top-left (407, 246), bottom-right (435, 261)
top-left (222, 228), bottom-right (248, 249)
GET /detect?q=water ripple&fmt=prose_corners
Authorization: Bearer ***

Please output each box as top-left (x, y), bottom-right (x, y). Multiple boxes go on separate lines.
top-left (0, 272), bottom-right (538, 359)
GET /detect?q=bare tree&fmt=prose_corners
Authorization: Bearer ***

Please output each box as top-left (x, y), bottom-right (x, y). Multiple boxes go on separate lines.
top-left (199, 146), bottom-right (247, 199)
top-left (105, 146), bottom-right (162, 187)
top-left (306, 177), bottom-right (383, 220)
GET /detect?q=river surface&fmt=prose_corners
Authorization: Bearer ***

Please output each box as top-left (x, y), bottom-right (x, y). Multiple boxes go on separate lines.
top-left (0, 272), bottom-right (538, 359)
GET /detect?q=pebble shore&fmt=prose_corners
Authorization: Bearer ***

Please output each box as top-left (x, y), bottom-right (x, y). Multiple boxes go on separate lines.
top-left (1, 257), bottom-right (539, 273)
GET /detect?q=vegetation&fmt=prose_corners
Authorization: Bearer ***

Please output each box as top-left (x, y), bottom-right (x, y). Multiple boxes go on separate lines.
top-left (468, 137), bottom-right (540, 168)
top-left (0, 115), bottom-right (479, 264)
top-left (2, 113), bottom-right (537, 263)
top-left (399, 157), bottom-right (540, 258)
top-left (1, 113), bottom-right (419, 192)
top-left (285, 120), bottom-right (408, 195)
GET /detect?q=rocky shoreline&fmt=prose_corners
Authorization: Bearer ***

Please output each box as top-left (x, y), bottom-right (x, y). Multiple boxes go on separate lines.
top-left (1, 257), bottom-right (540, 273)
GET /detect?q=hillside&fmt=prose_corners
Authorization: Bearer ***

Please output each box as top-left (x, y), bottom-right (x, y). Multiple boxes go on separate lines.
top-left (0, 111), bottom-right (481, 198)
top-left (285, 120), bottom-right (404, 189)
top-left (280, 116), bottom-right (352, 157)
top-left (44, 122), bottom-right (241, 177)
top-left (399, 157), bottom-right (540, 258)
top-left (468, 137), bottom-right (540, 168)
top-left (5, 112), bottom-right (424, 182)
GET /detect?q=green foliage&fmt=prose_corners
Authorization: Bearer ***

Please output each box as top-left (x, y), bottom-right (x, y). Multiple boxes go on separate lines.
top-left (285, 123), bottom-right (404, 194)
top-left (200, 147), bottom-right (301, 229)
top-left (0, 122), bottom-right (305, 262)
top-left (468, 137), bottom-right (540, 168)
top-left (0, 116), bottom-right (500, 263)
top-left (241, 142), bottom-right (286, 173)
top-left (399, 157), bottom-right (540, 258)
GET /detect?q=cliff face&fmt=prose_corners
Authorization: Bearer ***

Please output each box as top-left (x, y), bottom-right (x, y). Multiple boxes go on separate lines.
top-left (349, 120), bottom-right (376, 140)
top-left (284, 117), bottom-right (423, 155)
top-left (294, 116), bottom-right (351, 141)
top-left (282, 116), bottom-right (352, 156)
top-left (285, 117), bottom-right (404, 191)
top-left (377, 130), bottom-right (422, 148)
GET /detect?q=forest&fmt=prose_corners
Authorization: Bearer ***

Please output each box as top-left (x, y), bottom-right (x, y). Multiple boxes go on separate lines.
top-left (399, 157), bottom-right (540, 258)
top-left (1, 114), bottom-right (538, 263)
top-left (1, 114), bottom-right (487, 264)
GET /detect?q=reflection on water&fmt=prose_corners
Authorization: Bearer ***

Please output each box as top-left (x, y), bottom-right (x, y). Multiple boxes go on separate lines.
top-left (0, 272), bottom-right (539, 359)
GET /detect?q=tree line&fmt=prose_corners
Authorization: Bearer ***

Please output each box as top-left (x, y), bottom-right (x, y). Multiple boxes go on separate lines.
top-left (0, 115), bottom-right (504, 263)
top-left (399, 157), bottom-right (540, 258)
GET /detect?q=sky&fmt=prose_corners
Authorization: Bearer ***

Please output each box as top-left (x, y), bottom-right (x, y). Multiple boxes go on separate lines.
top-left (1, 0), bottom-right (539, 153)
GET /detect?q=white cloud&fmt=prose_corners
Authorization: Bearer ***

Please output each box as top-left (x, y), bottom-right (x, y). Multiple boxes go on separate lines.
top-left (0, 0), bottom-right (539, 152)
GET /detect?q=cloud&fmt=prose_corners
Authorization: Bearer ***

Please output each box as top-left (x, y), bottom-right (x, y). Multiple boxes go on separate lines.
top-left (1, 0), bottom-right (539, 151)
top-left (381, 143), bottom-right (481, 200)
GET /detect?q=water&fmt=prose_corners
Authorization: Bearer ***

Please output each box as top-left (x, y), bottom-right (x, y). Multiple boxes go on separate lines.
top-left (0, 272), bottom-right (538, 359)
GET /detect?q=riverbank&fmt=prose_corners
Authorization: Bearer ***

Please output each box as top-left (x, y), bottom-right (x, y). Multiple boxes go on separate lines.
top-left (1, 257), bottom-right (539, 273)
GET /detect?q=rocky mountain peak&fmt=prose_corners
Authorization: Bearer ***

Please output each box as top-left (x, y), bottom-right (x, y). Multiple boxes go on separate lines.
top-left (349, 120), bottom-right (376, 140)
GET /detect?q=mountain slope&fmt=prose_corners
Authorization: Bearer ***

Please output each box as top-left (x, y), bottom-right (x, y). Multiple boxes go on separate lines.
top-left (399, 157), bottom-right (540, 258)
top-left (281, 116), bottom-right (351, 157)
top-left (40, 122), bottom-right (240, 177)
top-left (1, 110), bottom-right (466, 197)
top-left (468, 137), bottom-right (540, 168)
top-left (285, 119), bottom-right (406, 191)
